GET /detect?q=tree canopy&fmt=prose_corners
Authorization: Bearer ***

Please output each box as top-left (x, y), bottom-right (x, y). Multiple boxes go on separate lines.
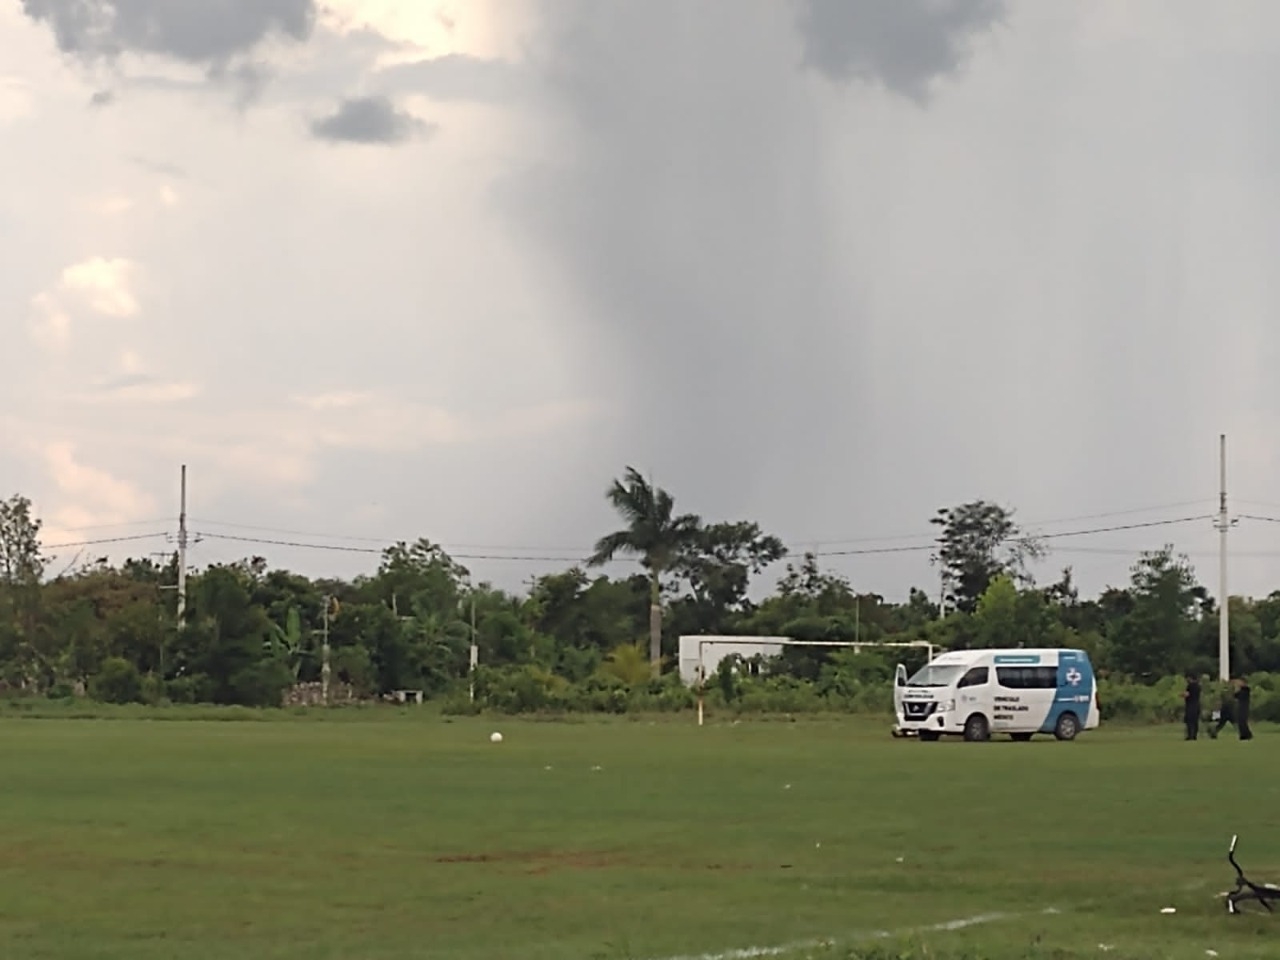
top-left (0, 485), bottom-right (1257, 710)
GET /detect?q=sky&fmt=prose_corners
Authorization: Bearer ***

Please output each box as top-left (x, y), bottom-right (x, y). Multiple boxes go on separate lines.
top-left (5, 0), bottom-right (1280, 603)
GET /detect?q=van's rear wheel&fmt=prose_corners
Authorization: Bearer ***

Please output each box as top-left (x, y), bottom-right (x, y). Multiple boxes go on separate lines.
top-left (963, 714), bottom-right (990, 742)
top-left (1054, 712), bottom-right (1080, 741)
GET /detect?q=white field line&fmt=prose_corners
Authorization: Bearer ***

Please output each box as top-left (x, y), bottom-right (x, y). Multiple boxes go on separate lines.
top-left (652, 907), bottom-right (1058, 960)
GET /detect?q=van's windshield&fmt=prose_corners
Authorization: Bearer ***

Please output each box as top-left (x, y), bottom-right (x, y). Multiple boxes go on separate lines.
top-left (906, 663), bottom-right (966, 687)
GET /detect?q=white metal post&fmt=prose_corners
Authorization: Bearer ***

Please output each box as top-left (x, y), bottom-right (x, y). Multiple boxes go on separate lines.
top-left (1217, 434), bottom-right (1230, 681)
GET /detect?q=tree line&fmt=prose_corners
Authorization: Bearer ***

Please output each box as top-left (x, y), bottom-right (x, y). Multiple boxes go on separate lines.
top-left (0, 470), bottom-right (1273, 713)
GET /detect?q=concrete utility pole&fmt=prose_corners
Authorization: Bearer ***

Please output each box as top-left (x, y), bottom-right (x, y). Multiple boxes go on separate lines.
top-left (321, 595), bottom-right (332, 705)
top-left (1215, 434), bottom-right (1236, 682)
top-left (468, 590), bottom-right (478, 701)
top-left (176, 465), bottom-right (188, 630)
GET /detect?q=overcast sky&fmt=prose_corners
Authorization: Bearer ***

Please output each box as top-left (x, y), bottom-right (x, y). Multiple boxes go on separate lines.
top-left (5, 0), bottom-right (1280, 602)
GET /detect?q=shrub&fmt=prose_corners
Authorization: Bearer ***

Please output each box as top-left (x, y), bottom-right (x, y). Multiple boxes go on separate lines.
top-left (89, 658), bottom-right (143, 705)
top-left (229, 660), bottom-right (294, 708)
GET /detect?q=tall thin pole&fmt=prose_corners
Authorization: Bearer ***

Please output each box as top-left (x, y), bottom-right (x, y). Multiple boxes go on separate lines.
top-left (1217, 434), bottom-right (1230, 681)
top-left (176, 465), bottom-right (188, 630)
top-left (468, 591), bottom-right (478, 701)
top-left (321, 595), bottom-right (331, 706)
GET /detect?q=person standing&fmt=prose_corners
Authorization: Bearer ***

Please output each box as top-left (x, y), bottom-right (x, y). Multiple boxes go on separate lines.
top-left (1182, 673), bottom-right (1201, 740)
top-left (1236, 677), bottom-right (1253, 741)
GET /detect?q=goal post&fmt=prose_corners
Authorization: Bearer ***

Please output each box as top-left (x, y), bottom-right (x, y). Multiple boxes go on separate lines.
top-left (678, 635), bottom-right (938, 726)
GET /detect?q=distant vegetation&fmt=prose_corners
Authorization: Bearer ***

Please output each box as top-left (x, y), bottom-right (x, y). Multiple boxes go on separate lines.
top-left (0, 471), bottom-right (1274, 723)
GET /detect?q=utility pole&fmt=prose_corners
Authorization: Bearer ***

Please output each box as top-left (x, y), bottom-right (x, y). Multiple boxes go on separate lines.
top-left (321, 595), bottom-right (332, 705)
top-left (176, 465), bottom-right (188, 630)
top-left (1216, 434), bottom-right (1236, 682)
top-left (468, 590), bottom-right (478, 701)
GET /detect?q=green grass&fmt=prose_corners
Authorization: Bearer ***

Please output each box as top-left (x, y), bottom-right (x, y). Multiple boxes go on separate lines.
top-left (0, 712), bottom-right (1273, 959)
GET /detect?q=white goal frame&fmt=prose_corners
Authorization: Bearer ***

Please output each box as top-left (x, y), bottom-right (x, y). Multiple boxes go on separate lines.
top-left (688, 637), bottom-right (938, 726)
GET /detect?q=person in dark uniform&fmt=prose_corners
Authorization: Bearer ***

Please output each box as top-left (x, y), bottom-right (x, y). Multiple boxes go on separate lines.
top-left (1182, 673), bottom-right (1201, 740)
top-left (1208, 677), bottom-right (1253, 740)
top-left (1236, 677), bottom-right (1253, 741)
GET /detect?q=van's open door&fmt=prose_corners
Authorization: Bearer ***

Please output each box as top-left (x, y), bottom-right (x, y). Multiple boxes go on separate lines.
top-left (894, 663), bottom-right (907, 717)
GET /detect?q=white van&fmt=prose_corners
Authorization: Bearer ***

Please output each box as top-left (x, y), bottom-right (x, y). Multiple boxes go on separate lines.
top-left (892, 648), bottom-right (1100, 742)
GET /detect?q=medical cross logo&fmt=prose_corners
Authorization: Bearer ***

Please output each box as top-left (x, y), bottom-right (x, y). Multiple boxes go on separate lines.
top-left (1065, 667), bottom-right (1082, 686)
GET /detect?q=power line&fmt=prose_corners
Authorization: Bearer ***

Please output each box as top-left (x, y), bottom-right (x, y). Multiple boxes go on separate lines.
top-left (189, 518), bottom-right (596, 553)
top-left (1024, 514), bottom-right (1215, 541)
top-left (190, 514), bottom-right (1215, 565)
top-left (194, 531), bottom-right (592, 563)
top-left (41, 532), bottom-right (171, 550)
top-left (191, 519), bottom-right (391, 545)
top-left (799, 499), bottom-right (1215, 548)
top-left (40, 518), bottom-right (174, 534)
top-left (186, 501), bottom-right (1219, 558)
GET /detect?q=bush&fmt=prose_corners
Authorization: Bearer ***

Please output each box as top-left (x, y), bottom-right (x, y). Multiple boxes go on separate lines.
top-left (472, 664), bottom-right (572, 714)
top-left (89, 658), bottom-right (143, 705)
top-left (229, 660), bottom-right (294, 708)
top-left (164, 674), bottom-right (212, 704)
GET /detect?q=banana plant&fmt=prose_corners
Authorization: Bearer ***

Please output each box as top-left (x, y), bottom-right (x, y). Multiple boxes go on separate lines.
top-left (264, 606), bottom-right (311, 680)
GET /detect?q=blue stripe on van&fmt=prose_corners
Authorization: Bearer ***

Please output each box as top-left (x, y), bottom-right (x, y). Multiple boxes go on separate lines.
top-left (993, 655), bottom-right (1041, 664)
top-left (1039, 653), bottom-right (1095, 734)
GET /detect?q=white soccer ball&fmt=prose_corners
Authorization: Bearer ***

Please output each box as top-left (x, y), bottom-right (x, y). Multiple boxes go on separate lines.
top-left (490, 731), bottom-right (503, 743)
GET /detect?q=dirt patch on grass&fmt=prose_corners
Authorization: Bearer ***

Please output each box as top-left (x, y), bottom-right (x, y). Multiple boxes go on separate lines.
top-left (434, 848), bottom-right (755, 875)
top-left (436, 848), bottom-right (627, 873)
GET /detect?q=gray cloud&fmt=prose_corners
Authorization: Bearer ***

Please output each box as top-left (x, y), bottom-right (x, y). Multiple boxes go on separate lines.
top-left (795, 0), bottom-right (1006, 102)
top-left (494, 0), bottom-right (983, 538)
top-left (309, 96), bottom-right (434, 145)
top-left (20, 0), bottom-right (316, 65)
top-left (379, 54), bottom-right (528, 104)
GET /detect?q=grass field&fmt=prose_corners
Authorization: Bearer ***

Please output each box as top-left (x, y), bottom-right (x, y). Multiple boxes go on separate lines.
top-left (0, 711), bottom-right (1275, 959)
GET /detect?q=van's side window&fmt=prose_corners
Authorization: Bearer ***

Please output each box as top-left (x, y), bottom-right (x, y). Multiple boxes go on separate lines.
top-left (996, 666), bottom-right (1058, 689)
top-left (957, 666), bottom-right (988, 688)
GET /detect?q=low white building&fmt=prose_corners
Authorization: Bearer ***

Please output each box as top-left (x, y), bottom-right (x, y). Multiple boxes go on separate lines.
top-left (677, 635), bottom-right (790, 686)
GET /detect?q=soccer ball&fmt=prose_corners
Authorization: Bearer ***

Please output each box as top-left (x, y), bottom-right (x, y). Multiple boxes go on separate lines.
top-left (490, 732), bottom-right (503, 743)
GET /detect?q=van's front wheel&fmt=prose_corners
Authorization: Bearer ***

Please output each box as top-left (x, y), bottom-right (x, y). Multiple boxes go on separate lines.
top-left (1054, 712), bottom-right (1081, 741)
top-left (963, 714), bottom-right (990, 742)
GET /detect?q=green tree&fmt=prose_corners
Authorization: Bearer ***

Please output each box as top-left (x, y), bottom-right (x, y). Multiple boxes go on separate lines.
top-left (931, 500), bottom-right (1046, 614)
top-left (1108, 546), bottom-right (1203, 677)
top-left (588, 467), bottom-right (702, 677)
top-left (0, 495), bottom-right (47, 688)
top-left (973, 574), bottom-right (1019, 648)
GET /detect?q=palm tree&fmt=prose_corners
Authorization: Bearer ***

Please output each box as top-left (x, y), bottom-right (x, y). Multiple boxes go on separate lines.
top-left (588, 467), bottom-right (701, 677)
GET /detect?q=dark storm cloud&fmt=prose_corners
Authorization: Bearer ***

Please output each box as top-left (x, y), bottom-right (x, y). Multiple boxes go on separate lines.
top-left (20, 0), bottom-right (315, 64)
top-left (309, 96), bottom-right (434, 145)
top-left (493, 0), bottom-right (1001, 520)
top-left (795, 0), bottom-right (1006, 102)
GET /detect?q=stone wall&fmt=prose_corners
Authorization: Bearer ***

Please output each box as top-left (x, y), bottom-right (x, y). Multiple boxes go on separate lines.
top-left (283, 680), bottom-right (359, 706)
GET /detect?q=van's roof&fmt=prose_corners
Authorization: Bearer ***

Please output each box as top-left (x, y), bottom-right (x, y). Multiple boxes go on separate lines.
top-left (928, 647), bottom-right (1087, 665)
